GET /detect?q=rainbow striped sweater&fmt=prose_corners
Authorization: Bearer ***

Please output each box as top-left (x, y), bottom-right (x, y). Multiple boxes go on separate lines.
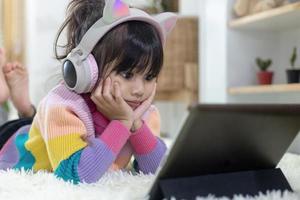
top-left (0, 84), bottom-right (166, 183)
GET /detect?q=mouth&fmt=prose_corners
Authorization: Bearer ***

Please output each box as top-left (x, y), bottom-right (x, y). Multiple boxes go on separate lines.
top-left (126, 101), bottom-right (141, 109)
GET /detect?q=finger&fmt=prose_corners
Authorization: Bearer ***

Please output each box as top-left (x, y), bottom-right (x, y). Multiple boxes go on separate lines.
top-left (134, 103), bottom-right (151, 120)
top-left (114, 82), bottom-right (124, 104)
top-left (91, 92), bottom-right (104, 106)
top-left (91, 78), bottom-right (103, 93)
top-left (141, 83), bottom-right (157, 106)
top-left (91, 81), bottom-right (107, 105)
top-left (111, 80), bottom-right (117, 98)
top-left (102, 77), bottom-right (113, 101)
top-left (91, 93), bottom-right (109, 113)
top-left (92, 81), bottom-right (103, 98)
top-left (134, 100), bottom-right (151, 120)
top-left (133, 84), bottom-right (156, 119)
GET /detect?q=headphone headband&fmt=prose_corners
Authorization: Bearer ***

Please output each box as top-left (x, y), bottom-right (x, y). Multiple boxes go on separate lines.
top-left (77, 8), bottom-right (175, 60)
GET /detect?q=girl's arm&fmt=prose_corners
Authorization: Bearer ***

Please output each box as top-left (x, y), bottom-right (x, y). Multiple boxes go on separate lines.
top-left (43, 106), bottom-right (130, 183)
top-left (129, 107), bottom-right (167, 174)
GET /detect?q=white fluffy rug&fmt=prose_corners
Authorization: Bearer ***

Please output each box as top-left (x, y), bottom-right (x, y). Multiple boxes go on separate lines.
top-left (0, 153), bottom-right (299, 200)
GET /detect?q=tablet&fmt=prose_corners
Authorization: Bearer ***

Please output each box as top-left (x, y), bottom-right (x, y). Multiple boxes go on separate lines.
top-left (148, 104), bottom-right (300, 199)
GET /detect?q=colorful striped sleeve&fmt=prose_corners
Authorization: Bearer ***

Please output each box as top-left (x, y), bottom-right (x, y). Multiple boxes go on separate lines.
top-left (129, 107), bottom-right (167, 174)
top-left (45, 106), bottom-right (130, 183)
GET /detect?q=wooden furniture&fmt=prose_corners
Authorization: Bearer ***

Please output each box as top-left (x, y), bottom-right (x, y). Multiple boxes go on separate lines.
top-left (229, 84), bottom-right (300, 95)
top-left (156, 16), bottom-right (199, 103)
top-left (0, 0), bottom-right (25, 62)
top-left (229, 2), bottom-right (300, 31)
top-left (228, 2), bottom-right (300, 96)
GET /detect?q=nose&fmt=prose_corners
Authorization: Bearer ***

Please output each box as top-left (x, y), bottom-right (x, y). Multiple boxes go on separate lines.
top-left (131, 78), bottom-right (144, 98)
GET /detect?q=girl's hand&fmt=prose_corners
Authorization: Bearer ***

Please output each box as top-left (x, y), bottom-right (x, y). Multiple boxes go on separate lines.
top-left (91, 77), bottom-right (134, 129)
top-left (131, 84), bottom-right (157, 132)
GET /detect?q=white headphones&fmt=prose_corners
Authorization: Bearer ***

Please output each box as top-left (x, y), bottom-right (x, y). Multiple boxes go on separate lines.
top-left (62, 0), bottom-right (177, 94)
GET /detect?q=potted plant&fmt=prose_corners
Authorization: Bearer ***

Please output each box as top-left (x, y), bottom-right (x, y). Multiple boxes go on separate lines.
top-left (129, 0), bottom-right (164, 13)
top-left (286, 47), bottom-right (300, 83)
top-left (256, 57), bottom-right (273, 85)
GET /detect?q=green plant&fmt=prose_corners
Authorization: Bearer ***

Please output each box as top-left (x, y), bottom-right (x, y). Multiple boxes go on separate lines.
top-left (161, 0), bottom-right (170, 11)
top-left (256, 57), bottom-right (272, 71)
top-left (161, 0), bottom-right (178, 12)
top-left (290, 47), bottom-right (297, 68)
top-left (1, 101), bottom-right (9, 112)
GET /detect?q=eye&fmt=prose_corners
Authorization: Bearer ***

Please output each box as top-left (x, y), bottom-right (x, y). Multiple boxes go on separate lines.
top-left (145, 74), bottom-right (156, 81)
top-left (120, 71), bottom-right (134, 79)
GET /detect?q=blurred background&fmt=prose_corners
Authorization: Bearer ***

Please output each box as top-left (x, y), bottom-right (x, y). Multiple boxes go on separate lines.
top-left (1, 0), bottom-right (300, 152)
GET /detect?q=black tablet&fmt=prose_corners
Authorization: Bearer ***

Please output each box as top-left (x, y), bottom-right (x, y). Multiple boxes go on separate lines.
top-left (148, 104), bottom-right (300, 199)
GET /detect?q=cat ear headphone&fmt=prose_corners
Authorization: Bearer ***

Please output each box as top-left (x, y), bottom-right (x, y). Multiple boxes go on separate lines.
top-left (62, 0), bottom-right (178, 94)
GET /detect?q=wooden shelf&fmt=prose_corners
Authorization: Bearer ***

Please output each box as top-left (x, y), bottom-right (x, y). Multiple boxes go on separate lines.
top-left (228, 84), bottom-right (300, 95)
top-left (229, 2), bottom-right (300, 31)
top-left (155, 89), bottom-right (198, 103)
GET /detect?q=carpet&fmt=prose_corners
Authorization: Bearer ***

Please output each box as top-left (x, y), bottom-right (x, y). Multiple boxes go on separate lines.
top-left (0, 153), bottom-right (299, 200)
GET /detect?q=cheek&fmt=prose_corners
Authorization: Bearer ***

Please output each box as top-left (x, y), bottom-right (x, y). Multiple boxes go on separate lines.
top-left (144, 82), bottom-right (156, 98)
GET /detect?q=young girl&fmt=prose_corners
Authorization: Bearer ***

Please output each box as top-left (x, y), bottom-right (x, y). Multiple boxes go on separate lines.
top-left (0, 0), bottom-right (177, 184)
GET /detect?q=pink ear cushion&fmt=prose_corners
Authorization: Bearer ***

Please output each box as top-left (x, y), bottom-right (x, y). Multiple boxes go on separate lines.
top-left (164, 17), bottom-right (177, 34)
top-left (87, 54), bottom-right (99, 92)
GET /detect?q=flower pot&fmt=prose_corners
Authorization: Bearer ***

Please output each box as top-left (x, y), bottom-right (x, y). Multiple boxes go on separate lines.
top-left (257, 71), bottom-right (273, 85)
top-left (286, 69), bottom-right (300, 83)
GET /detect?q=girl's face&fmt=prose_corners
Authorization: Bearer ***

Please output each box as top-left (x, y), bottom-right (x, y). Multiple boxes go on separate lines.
top-left (107, 70), bottom-right (157, 110)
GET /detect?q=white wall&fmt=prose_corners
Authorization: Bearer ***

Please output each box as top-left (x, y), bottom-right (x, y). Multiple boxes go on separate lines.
top-left (25, 0), bottom-right (68, 105)
top-left (179, 0), bottom-right (199, 16)
top-left (199, 0), bottom-right (228, 103)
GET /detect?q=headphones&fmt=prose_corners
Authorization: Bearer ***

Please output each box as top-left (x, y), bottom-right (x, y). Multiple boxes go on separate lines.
top-left (62, 0), bottom-right (178, 94)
